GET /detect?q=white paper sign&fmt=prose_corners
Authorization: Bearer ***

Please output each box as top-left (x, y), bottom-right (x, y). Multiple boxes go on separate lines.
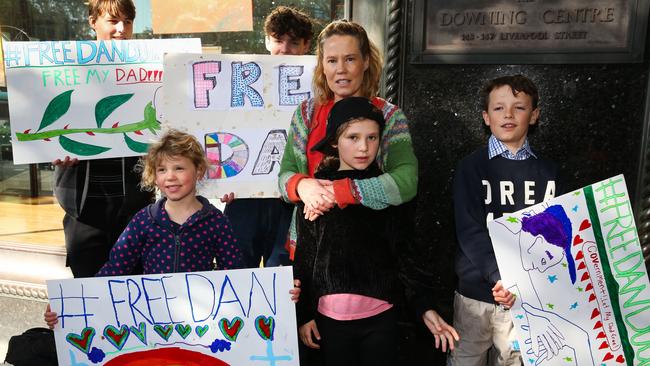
top-left (3, 39), bottom-right (201, 164)
top-left (488, 175), bottom-right (650, 365)
top-left (47, 266), bottom-right (299, 366)
top-left (161, 53), bottom-right (317, 198)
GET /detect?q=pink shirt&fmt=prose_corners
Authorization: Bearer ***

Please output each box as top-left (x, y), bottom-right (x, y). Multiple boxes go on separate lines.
top-left (317, 294), bottom-right (393, 321)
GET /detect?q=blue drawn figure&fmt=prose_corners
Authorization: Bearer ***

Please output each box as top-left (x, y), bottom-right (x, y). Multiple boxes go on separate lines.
top-left (517, 301), bottom-right (593, 366)
top-left (68, 349), bottom-right (89, 366)
top-left (250, 340), bottom-right (292, 366)
top-left (231, 62), bottom-right (264, 108)
top-left (507, 205), bottom-right (594, 365)
top-left (520, 205), bottom-right (576, 284)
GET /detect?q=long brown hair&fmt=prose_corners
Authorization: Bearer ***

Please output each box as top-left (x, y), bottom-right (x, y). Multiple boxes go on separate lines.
top-left (313, 20), bottom-right (382, 104)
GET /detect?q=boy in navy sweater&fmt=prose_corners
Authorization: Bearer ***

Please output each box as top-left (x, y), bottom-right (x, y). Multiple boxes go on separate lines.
top-left (448, 75), bottom-right (558, 365)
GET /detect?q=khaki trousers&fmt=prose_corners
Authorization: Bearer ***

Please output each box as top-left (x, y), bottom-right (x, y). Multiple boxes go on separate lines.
top-left (447, 292), bottom-right (522, 366)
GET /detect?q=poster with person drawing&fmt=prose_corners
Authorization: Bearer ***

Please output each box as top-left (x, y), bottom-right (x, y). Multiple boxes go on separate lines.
top-left (488, 175), bottom-right (650, 365)
top-left (47, 266), bottom-right (299, 366)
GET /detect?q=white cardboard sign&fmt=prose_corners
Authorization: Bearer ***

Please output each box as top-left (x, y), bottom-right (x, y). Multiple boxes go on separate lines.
top-left (488, 175), bottom-right (650, 365)
top-left (161, 53), bottom-right (317, 198)
top-left (47, 266), bottom-right (299, 366)
top-left (3, 39), bottom-right (201, 164)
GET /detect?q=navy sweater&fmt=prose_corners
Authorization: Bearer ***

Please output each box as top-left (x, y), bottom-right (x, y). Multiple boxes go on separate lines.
top-left (294, 164), bottom-right (406, 325)
top-left (453, 146), bottom-right (559, 303)
top-left (97, 196), bottom-right (244, 276)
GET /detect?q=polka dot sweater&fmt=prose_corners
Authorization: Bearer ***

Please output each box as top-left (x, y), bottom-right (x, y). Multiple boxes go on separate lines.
top-left (96, 196), bottom-right (244, 276)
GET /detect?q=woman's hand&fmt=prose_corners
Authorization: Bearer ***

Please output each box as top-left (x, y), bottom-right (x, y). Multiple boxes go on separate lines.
top-left (303, 206), bottom-right (321, 221)
top-left (52, 156), bottom-right (78, 168)
top-left (220, 192), bottom-right (235, 204)
top-left (44, 304), bottom-right (59, 329)
top-left (422, 309), bottom-right (459, 352)
top-left (299, 319), bottom-right (321, 349)
top-left (289, 279), bottom-right (301, 303)
top-left (297, 178), bottom-right (335, 216)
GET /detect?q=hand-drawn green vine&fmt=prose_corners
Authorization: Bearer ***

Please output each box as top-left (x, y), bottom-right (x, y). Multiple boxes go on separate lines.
top-left (15, 89), bottom-right (160, 156)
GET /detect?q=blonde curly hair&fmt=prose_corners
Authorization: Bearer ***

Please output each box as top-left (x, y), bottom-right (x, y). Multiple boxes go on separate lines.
top-left (139, 129), bottom-right (207, 191)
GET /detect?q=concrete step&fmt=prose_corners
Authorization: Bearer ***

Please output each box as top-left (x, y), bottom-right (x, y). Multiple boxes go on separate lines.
top-left (0, 241), bottom-right (72, 363)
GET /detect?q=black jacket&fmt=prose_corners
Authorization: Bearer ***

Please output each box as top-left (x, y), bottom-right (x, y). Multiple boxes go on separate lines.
top-left (294, 164), bottom-right (407, 325)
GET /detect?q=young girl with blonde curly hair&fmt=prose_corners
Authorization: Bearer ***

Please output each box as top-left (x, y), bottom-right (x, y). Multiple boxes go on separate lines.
top-left (95, 129), bottom-right (244, 275)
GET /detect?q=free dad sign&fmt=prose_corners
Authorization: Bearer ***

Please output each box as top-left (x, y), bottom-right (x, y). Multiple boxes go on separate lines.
top-left (161, 53), bottom-right (317, 198)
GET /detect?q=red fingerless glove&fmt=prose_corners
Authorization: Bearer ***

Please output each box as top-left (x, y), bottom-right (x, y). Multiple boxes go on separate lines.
top-left (333, 178), bottom-right (358, 209)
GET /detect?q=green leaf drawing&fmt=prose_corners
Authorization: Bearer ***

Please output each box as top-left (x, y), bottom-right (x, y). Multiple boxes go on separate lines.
top-left (143, 102), bottom-right (161, 134)
top-left (124, 133), bottom-right (149, 153)
top-left (95, 93), bottom-right (134, 128)
top-left (38, 90), bottom-right (73, 131)
top-left (59, 135), bottom-right (111, 156)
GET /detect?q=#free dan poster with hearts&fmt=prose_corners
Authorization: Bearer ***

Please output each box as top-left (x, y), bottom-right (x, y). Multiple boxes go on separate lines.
top-left (46, 266), bottom-right (299, 366)
top-left (487, 175), bottom-right (650, 365)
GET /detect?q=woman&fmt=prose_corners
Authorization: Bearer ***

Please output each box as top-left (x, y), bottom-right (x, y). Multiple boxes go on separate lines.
top-left (280, 20), bottom-right (457, 356)
top-left (279, 19), bottom-right (418, 253)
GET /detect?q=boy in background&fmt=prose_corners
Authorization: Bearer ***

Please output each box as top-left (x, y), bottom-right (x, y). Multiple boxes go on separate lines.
top-left (53, 0), bottom-right (154, 278)
top-left (221, 6), bottom-right (312, 268)
top-left (448, 75), bottom-right (558, 365)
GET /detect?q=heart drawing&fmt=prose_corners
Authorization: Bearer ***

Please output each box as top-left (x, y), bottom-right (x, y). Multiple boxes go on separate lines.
top-left (175, 324), bottom-right (192, 339)
top-left (153, 324), bottom-right (174, 341)
top-left (129, 322), bottom-right (147, 345)
top-left (104, 324), bottom-right (130, 350)
top-left (255, 315), bottom-right (275, 341)
top-left (66, 327), bottom-right (96, 354)
top-left (219, 317), bottom-right (244, 342)
top-left (195, 324), bottom-right (209, 338)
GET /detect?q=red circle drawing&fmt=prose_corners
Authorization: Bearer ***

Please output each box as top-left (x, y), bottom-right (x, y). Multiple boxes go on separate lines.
top-left (103, 347), bottom-right (230, 366)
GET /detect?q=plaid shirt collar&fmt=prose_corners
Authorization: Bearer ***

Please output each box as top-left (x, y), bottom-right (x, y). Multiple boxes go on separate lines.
top-left (488, 135), bottom-right (536, 160)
